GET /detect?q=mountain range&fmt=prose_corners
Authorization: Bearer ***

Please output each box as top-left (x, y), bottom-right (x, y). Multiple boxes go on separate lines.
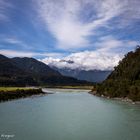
top-left (52, 67), bottom-right (111, 83)
top-left (0, 54), bottom-right (91, 86)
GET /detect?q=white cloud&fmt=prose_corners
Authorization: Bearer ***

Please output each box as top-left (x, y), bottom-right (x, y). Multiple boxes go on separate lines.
top-left (0, 50), bottom-right (36, 57)
top-left (95, 36), bottom-right (138, 52)
top-left (41, 50), bottom-right (122, 70)
top-left (36, 0), bottom-right (90, 49)
top-left (35, 0), bottom-right (140, 50)
top-left (35, 0), bottom-right (120, 49)
top-left (0, 49), bottom-right (64, 58)
top-left (41, 37), bottom-right (138, 70)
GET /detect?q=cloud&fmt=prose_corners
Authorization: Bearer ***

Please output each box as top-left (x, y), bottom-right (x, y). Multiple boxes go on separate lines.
top-left (1, 37), bottom-right (23, 44)
top-left (0, 37), bottom-right (31, 50)
top-left (0, 49), bottom-right (64, 58)
top-left (36, 0), bottom-right (91, 49)
top-left (41, 50), bottom-right (122, 70)
top-left (0, 36), bottom-right (65, 58)
top-left (41, 52), bottom-right (65, 58)
top-left (41, 37), bottom-right (138, 70)
top-left (35, 0), bottom-right (140, 50)
top-left (0, 0), bottom-right (13, 22)
top-left (95, 36), bottom-right (138, 53)
top-left (0, 50), bottom-right (36, 57)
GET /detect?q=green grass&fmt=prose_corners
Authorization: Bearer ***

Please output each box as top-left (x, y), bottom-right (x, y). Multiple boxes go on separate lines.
top-left (0, 87), bottom-right (44, 102)
top-left (0, 87), bottom-right (33, 91)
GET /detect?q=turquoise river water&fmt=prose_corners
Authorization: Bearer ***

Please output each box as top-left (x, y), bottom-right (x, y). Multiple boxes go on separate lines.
top-left (0, 88), bottom-right (140, 140)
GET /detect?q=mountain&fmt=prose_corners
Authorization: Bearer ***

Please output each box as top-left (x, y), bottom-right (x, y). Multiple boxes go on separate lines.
top-left (94, 46), bottom-right (140, 101)
top-left (0, 54), bottom-right (21, 75)
top-left (52, 67), bottom-right (111, 83)
top-left (12, 57), bottom-right (61, 77)
top-left (0, 54), bottom-right (37, 86)
top-left (0, 54), bottom-right (91, 86)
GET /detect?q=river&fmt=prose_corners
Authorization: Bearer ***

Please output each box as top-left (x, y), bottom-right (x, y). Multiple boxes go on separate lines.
top-left (0, 88), bottom-right (140, 140)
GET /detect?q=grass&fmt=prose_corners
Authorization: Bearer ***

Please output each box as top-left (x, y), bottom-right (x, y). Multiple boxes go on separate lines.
top-left (0, 87), bottom-right (44, 102)
top-left (0, 87), bottom-right (33, 91)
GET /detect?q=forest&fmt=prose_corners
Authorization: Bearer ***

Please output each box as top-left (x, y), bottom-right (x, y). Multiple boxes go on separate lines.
top-left (93, 46), bottom-right (140, 101)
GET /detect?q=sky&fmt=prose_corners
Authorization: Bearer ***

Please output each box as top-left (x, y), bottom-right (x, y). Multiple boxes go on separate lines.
top-left (0, 0), bottom-right (140, 70)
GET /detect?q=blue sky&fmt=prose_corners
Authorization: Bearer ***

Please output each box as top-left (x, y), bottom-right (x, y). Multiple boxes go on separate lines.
top-left (0, 0), bottom-right (140, 70)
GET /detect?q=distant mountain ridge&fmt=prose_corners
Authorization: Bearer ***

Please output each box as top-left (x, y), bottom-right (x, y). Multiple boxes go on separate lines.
top-left (0, 54), bottom-right (91, 86)
top-left (12, 57), bottom-right (60, 77)
top-left (52, 67), bottom-right (111, 83)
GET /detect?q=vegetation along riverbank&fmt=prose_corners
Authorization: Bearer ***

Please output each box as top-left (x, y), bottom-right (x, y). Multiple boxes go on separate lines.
top-left (0, 87), bottom-right (45, 102)
top-left (44, 85), bottom-right (93, 90)
top-left (91, 46), bottom-right (140, 102)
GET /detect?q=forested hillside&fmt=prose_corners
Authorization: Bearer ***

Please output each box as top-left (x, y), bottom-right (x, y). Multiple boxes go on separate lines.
top-left (94, 46), bottom-right (140, 101)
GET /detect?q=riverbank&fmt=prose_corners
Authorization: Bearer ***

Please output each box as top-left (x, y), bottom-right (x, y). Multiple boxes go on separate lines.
top-left (44, 85), bottom-right (93, 90)
top-left (89, 91), bottom-right (140, 104)
top-left (0, 87), bottom-right (45, 102)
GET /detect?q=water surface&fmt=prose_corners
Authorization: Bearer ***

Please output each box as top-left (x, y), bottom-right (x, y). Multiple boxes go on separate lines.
top-left (0, 88), bottom-right (140, 140)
